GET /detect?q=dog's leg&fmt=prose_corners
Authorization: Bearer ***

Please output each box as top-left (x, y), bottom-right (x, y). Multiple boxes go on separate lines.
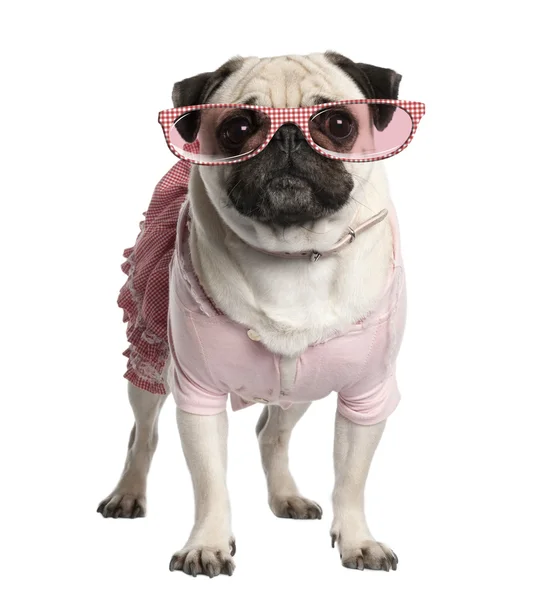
top-left (97, 380), bottom-right (167, 518)
top-left (256, 403), bottom-right (322, 519)
top-left (330, 412), bottom-right (398, 571)
top-left (169, 408), bottom-right (235, 578)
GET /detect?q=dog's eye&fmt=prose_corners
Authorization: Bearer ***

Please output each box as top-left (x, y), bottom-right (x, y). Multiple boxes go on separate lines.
top-left (325, 112), bottom-right (354, 140)
top-left (220, 116), bottom-right (254, 148)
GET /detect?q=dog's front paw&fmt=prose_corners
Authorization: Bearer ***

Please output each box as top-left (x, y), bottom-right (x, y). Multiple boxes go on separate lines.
top-left (331, 528), bottom-right (397, 571)
top-left (270, 495), bottom-right (322, 519)
top-left (340, 540), bottom-right (397, 571)
top-left (97, 492), bottom-right (146, 518)
top-left (169, 539), bottom-right (236, 578)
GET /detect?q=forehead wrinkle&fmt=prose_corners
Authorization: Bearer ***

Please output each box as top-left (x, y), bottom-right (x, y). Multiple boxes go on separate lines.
top-left (302, 77), bottom-right (340, 105)
top-left (285, 85), bottom-right (305, 108)
top-left (284, 57), bottom-right (324, 106)
top-left (234, 58), bottom-right (272, 102)
top-left (248, 56), bottom-right (321, 106)
top-left (307, 73), bottom-right (345, 101)
top-left (236, 77), bottom-right (275, 105)
top-left (295, 55), bottom-right (350, 104)
top-left (306, 53), bottom-right (366, 100)
top-left (220, 54), bottom-right (365, 107)
top-left (282, 55), bottom-right (314, 75)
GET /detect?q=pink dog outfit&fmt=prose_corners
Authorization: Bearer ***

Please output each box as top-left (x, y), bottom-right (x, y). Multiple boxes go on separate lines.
top-left (118, 161), bottom-right (406, 426)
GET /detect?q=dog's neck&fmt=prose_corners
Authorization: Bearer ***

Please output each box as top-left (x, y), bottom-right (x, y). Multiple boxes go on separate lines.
top-left (237, 207), bottom-right (389, 262)
top-left (186, 166), bottom-right (394, 357)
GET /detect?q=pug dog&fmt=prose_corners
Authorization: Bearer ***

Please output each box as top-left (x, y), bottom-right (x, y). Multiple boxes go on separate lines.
top-left (98, 51), bottom-right (417, 577)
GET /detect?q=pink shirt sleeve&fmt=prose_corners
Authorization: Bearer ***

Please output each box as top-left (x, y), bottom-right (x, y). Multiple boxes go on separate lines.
top-left (337, 275), bottom-right (406, 426)
top-left (337, 374), bottom-right (401, 426)
top-left (167, 297), bottom-right (228, 416)
top-left (169, 358), bottom-right (228, 416)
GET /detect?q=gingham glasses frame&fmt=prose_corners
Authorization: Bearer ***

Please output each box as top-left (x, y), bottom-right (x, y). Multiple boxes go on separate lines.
top-left (158, 99), bottom-right (426, 166)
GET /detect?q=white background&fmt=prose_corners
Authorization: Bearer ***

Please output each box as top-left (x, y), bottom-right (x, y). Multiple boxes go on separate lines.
top-left (1, 1), bottom-right (556, 598)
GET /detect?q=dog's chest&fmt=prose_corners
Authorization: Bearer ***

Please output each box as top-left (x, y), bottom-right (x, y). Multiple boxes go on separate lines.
top-left (200, 256), bottom-right (390, 398)
top-left (196, 227), bottom-right (392, 360)
top-left (243, 326), bottom-right (301, 395)
top-left (170, 214), bottom-right (403, 410)
top-left (183, 203), bottom-right (395, 400)
top-left (208, 237), bottom-right (391, 360)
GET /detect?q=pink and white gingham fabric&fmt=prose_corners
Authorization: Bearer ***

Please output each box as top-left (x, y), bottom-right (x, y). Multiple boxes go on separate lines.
top-left (158, 99), bottom-right (426, 165)
top-left (117, 160), bottom-right (192, 394)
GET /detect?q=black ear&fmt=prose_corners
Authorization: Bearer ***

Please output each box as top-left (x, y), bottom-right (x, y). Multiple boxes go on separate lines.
top-left (171, 57), bottom-right (243, 143)
top-left (325, 52), bottom-right (402, 131)
top-left (171, 57), bottom-right (243, 107)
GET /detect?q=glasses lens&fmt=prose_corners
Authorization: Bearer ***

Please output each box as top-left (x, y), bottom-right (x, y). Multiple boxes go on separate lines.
top-left (169, 107), bottom-right (270, 163)
top-left (309, 103), bottom-right (413, 160)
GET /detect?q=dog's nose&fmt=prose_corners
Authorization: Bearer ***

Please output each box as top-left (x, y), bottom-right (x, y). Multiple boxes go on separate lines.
top-left (274, 124), bottom-right (304, 154)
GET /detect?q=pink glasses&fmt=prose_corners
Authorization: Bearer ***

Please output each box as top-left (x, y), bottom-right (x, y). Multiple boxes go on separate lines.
top-left (158, 99), bottom-right (425, 166)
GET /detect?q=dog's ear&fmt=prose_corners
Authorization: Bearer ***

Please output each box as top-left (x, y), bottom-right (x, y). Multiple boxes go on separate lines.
top-left (171, 57), bottom-right (242, 142)
top-left (325, 52), bottom-right (402, 131)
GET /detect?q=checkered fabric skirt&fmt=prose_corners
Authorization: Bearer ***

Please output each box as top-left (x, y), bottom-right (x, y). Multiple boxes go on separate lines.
top-left (117, 160), bottom-right (191, 394)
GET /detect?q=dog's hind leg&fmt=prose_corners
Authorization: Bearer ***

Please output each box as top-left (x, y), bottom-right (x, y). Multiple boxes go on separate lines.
top-left (256, 402), bottom-right (322, 520)
top-left (97, 368), bottom-right (168, 518)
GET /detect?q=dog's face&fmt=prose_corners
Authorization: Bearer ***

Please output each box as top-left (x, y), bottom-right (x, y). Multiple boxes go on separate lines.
top-left (172, 52), bottom-right (401, 229)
